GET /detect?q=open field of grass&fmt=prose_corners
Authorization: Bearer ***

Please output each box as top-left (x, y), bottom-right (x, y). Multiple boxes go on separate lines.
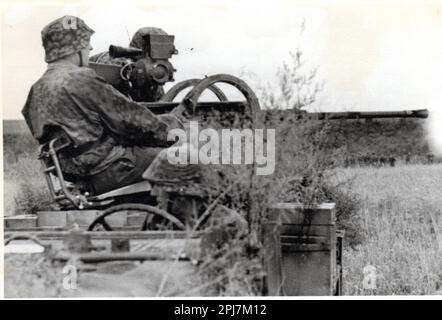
top-left (340, 164), bottom-right (442, 295)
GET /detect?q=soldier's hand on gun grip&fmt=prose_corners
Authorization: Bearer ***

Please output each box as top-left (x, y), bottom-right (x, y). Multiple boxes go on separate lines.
top-left (152, 113), bottom-right (185, 145)
top-left (158, 113), bottom-right (184, 131)
top-left (170, 103), bottom-right (188, 121)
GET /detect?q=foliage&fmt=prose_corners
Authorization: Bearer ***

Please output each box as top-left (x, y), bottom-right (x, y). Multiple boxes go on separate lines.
top-left (189, 38), bottom-right (361, 295)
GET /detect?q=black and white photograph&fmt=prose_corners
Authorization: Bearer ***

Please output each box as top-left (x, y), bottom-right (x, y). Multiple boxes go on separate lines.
top-left (1, 0), bottom-right (442, 301)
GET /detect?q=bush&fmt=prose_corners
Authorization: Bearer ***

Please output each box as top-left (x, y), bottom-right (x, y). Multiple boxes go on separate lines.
top-left (12, 181), bottom-right (52, 214)
top-left (3, 140), bottom-right (51, 215)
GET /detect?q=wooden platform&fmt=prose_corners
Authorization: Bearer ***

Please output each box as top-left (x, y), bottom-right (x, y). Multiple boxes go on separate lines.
top-left (5, 210), bottom-right (146, 230)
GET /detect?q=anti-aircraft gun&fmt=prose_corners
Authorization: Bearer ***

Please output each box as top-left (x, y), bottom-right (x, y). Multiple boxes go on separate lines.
top-left (88, 33), bottom-right (429, 122)
top-left (87, 35), bottom-right (431, 295)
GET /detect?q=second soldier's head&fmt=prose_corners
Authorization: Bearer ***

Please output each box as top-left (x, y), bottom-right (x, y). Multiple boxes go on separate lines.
top-left (41, 15), bottom-right (94, 66)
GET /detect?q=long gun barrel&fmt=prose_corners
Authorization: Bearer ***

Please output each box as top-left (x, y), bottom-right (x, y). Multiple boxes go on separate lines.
top-left (139, 101), bottom-right (430, 120)
top-left (306, 109), bottom-right (429, 120)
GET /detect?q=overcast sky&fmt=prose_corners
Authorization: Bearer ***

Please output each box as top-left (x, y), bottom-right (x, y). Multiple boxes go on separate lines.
top-left (1, 0), bottom-right (441, 153)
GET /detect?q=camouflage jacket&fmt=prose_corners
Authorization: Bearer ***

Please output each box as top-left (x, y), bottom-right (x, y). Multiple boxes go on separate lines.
top-left (22, 63), bottom-right (170, 177)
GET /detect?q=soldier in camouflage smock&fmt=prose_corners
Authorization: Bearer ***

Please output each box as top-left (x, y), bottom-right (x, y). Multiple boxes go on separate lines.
top-left (22, 16), bottom-right (183, 195)
top-left (89, 27), bottom-right (168, 102)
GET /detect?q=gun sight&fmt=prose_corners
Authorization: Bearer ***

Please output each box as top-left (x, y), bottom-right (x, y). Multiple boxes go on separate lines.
top-left (109, 45), bottom-right (143, 58)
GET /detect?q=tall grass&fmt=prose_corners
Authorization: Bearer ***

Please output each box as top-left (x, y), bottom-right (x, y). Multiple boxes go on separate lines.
top-left (340, 164), bottom-right (442, 295)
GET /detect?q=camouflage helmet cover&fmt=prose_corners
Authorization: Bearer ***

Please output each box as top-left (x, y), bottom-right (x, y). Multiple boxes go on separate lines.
top-left (41, 15), bottom-right (94, 63)
top-left (129, 27), bottom-right (167, 49)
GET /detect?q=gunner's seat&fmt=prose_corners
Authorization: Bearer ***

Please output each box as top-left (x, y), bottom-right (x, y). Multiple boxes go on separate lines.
top-left (38, 134), bottom-right (153, 210)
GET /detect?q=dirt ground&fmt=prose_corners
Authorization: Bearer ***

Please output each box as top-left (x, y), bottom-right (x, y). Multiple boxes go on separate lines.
top-left (4, 252), bottom-right (204, 298)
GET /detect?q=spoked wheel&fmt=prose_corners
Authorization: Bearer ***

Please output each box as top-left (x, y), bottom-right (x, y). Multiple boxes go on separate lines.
top-left (87, 204), bottom-right (186, 231)
top-left (174, 74), bottom-right (260, 121)
top-left (180, 75), bottom-right (260, 237)
top-left (160, 78), bottom-right (228, 102)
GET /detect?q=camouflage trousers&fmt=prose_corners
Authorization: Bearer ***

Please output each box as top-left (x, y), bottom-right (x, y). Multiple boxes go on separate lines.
top-left (86, 146), bottom-right (163, 195)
